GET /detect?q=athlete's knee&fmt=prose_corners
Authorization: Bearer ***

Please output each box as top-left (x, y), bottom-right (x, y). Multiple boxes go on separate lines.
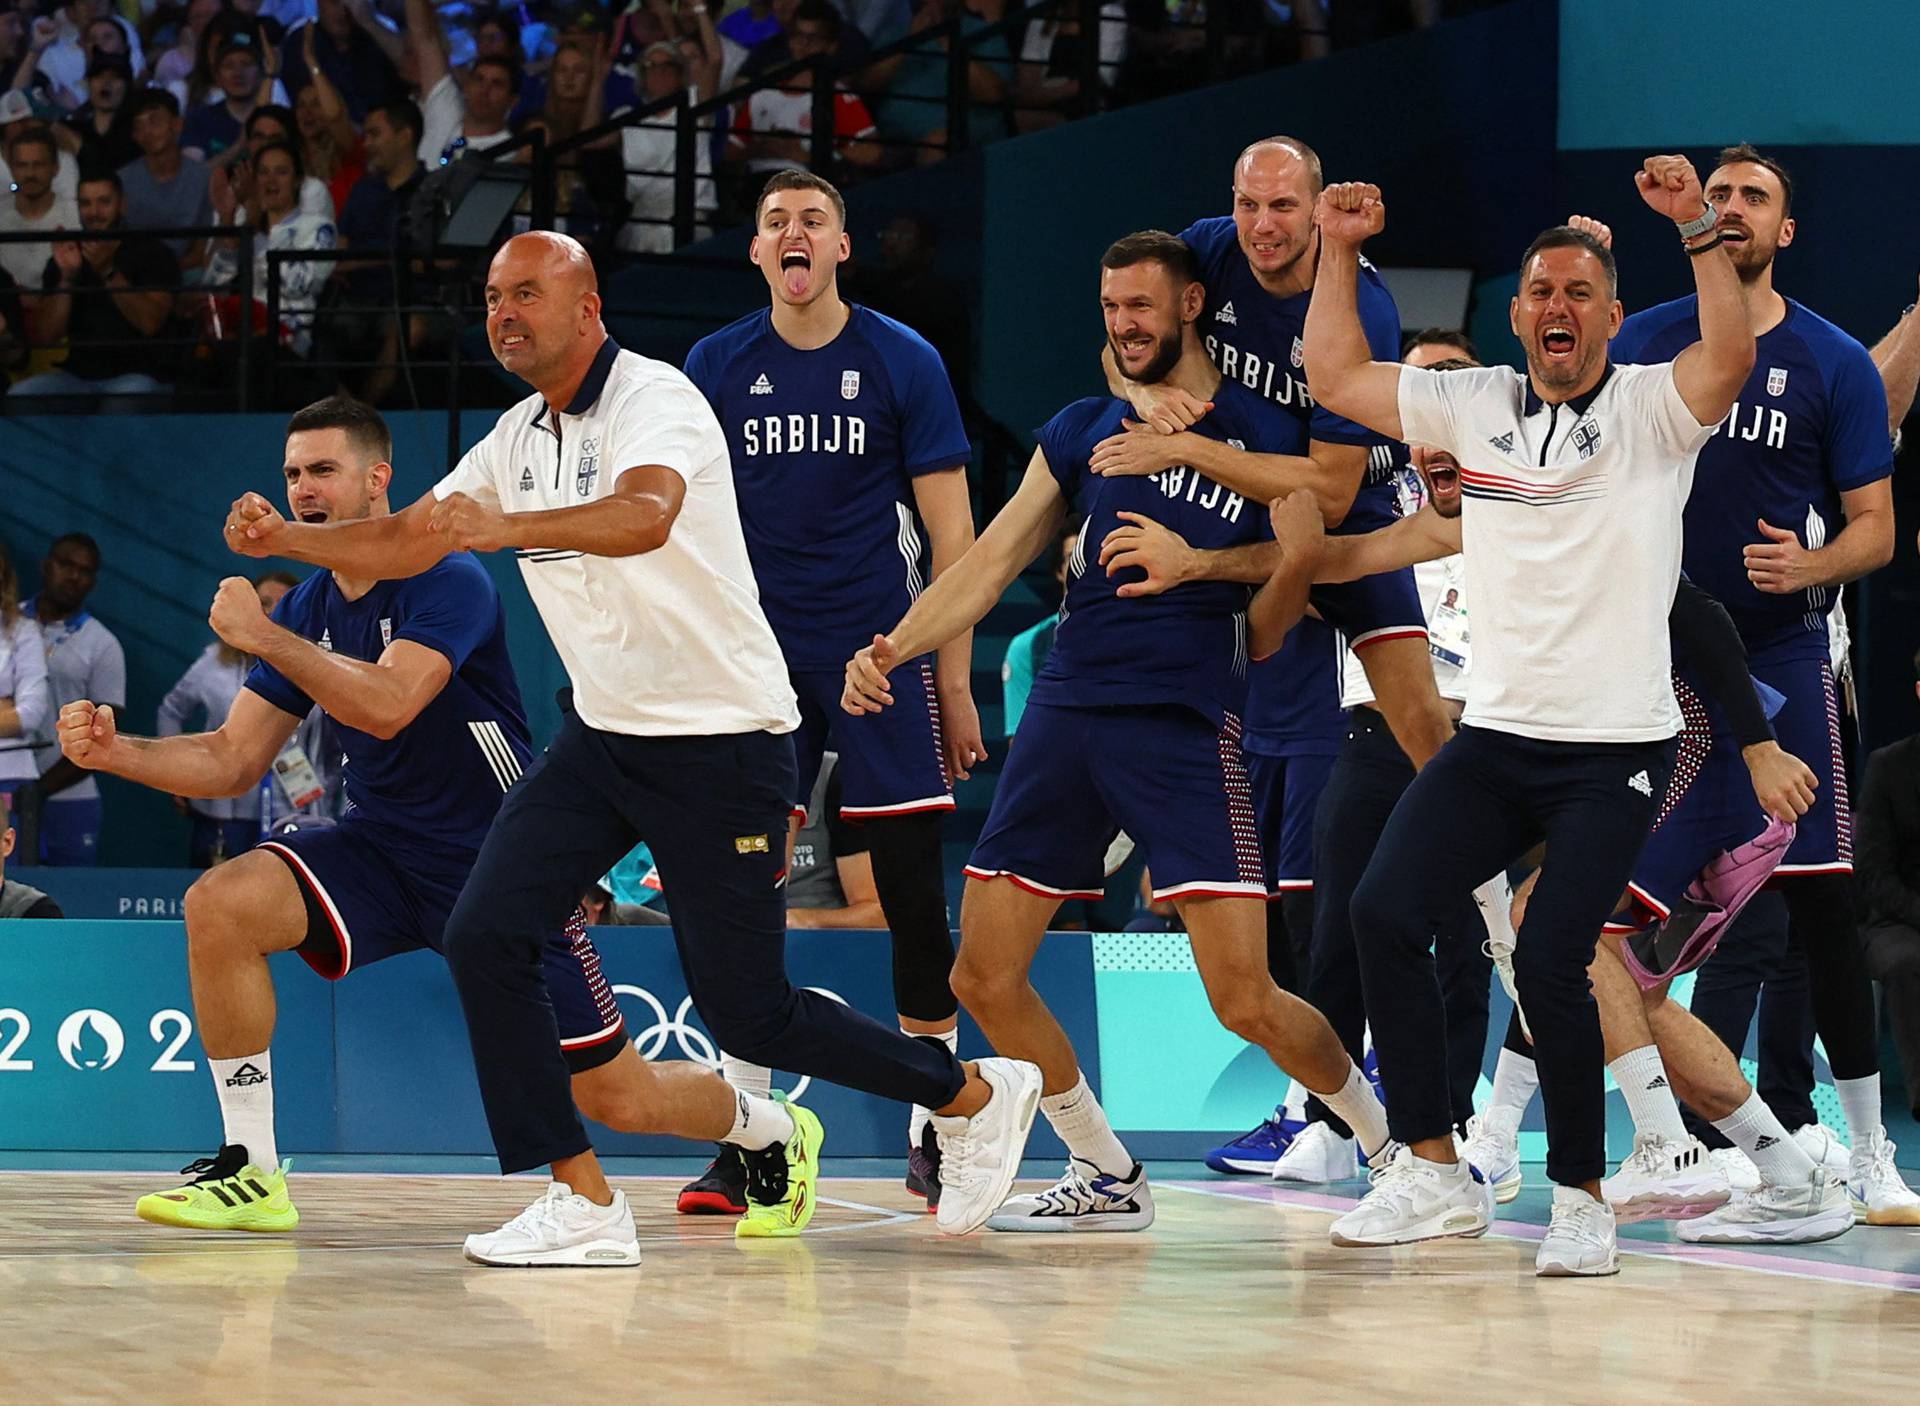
top-left (949, 944), bottom-right (1024, 1016)
top-left (1207, 982), bottom-right (1281, 1046)
top-left (574, 1060), bottom-right (663, 1133)
top-left (183, 856), bottom-right (293, 954)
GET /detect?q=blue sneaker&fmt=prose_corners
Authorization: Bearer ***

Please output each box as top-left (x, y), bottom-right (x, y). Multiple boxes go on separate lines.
top-left (1204, 1108), bottom-right (1308, 1174)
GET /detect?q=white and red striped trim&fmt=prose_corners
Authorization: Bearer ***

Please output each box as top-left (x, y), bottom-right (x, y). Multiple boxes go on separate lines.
top-left (1603, 880), bottom-right (1670, 934)
top-left (1268, 878), bottom-right (1313, 896)
top-left (1154, 879), bottom-right (1270, 901)
top-left (261, 840), bottom-right (355, 980)
top-left (1772, 861), bottom-right (1854, 878)
top-left (962, 866), bottom-right (1104, 901)
top-left (842, 795), bottom-right (956, 818)
top-left (1348, 625), bottom-right (1429, 652)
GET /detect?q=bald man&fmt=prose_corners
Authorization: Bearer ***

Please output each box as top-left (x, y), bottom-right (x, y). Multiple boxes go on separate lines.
top-left (223, 233), bottom-right (1043, 1263)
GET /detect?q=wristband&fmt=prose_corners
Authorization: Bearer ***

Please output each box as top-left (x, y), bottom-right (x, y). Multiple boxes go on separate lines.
top-left (1684, 233), bottom-right (1725, 256)
top-left (1674, 204), bottom-right (1717, 241)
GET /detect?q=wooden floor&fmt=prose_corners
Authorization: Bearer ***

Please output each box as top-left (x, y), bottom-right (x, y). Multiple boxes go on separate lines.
top-left (4, 1169), bottom-right (1919, 1404)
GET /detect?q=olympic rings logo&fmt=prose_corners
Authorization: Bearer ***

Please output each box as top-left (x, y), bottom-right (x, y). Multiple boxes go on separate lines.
top-left (609, 983), bottom-right (849, 1103)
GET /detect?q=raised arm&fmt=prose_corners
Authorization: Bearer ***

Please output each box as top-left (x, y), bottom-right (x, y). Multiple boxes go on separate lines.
top-left (1871, 283), bottom-right (1920, 435)
top-left (1303, 183), bottom-right (1404, 442)
top-left (347, 0), bottom-right (409, 73)
top-left (845, 448), bottom-right (1066, 714)
top-left (404, 0), bottom-right (449, 93)
top-left (1638, 154), bottom-right (1755, 426)
top-left (1311, 501), bottom-right (1460, 583)
top-left (302, 23), bottom-right (361, 152)
top-left (56, 689), bottom-right (299, 801)
top-left (228, 492), bottom-right (452, 579)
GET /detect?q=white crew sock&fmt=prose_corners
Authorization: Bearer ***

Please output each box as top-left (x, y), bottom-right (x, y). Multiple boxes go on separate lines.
top-left (1281, 1079), bottom-right (1309, 1120)
top-left (1471, 871), bottom-right (1515, 948)
top-left (721, 1054), bottom-right (773, 1100)
top-left (905, 1025), bottom-right (960, 1148)
top-left (1608, 1045), bottom-right (1690, 1143)
top-left (1314, 1061), bottom-right (1390, 1159)
top-left (1486, 1047), bottom-right (1539, 1121)
top-left (723, 1088), bottom-right (797, 1152)
top-left (1834, 1074), bottom-right (1883, 1147)
top-left (209, 1051), bottom-right (278, 1172)
top-left (1040, 1073), bottom-right (1133, 1177)
top-left (1713, 1090), bottom-right (1818, 1185)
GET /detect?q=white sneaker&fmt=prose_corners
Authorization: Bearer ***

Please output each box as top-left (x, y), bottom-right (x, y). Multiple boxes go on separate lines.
top-left (1792, 1122), bottom-right (1852, 1177)
top-left (932, 1057), bottom-right (1042, 1236)
top-left (1459, 1111), bottom-right (1522, 1204)
top-left (462, 1183), bottom-right (641, 1267)
top-left (1270, 1121), bottom-right (1358, 1183)
top-left (1709, 1144), bottom-right (1761, 1193)
top-left (1601, 1132), bottom-right (1730, 1224)
top-left (986, 1158), bottom-right (1154, 1232)
top-left (1535, 1186), bottom-right (1619, 1277)
top-left (1329, 1154), bottom-right (1492, 1247)
top-left (1848, 1128), bottom-right (1920, 1226)
top-left (1677, 1172), bottom-right (1853, 1245)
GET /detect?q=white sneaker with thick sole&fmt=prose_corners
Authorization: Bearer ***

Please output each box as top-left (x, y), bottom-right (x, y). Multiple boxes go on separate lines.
top-left (1792, 1123), bottom-right (1852, 1177)
top-left (986, 1159), bottom-right (1154, 1232)
top-left (462, 1183), bottom-right (642, 1267)
top-left (1459, 1111), bottom-right (1522, 1204)
top-left (1677, 1172), bottom-right (1853, 1245)
top-left (1536, 1186), bottom-right (1619, 1277)
top-left (932, 1057), bottom-right (1043, 1236)
top-left (1848, 1128), bottom-right (1920, 1226)
top-left (1270, 1122), bottom-right (1358, 1183)
top-left (1709, 1144), bottom-right (1762, 1194)
top-left (1601, 1132), bottom-right (1730, 1223)
top-left (1329, 1154), bottom-right (1492, 1247)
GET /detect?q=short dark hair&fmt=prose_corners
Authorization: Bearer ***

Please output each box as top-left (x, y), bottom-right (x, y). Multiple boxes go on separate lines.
top-left (49, 531), bottom-right (101, 563)
top-left (76, 170), bottom-right (123, 195)
top-left (1405, 327), bottom-right (1480, 361)
top-left (1518, 226), bottom-right (1617, 298)
top-left (756, 169), bottom-right (845, 228)
top-left (255, 569), bottom-right (301, 590)
top-left (369, 97), bottom-right (424, 146)
top-left (286, 395), bottom-right (393, 466)
top-left (792, 0), bottom-right (842, 36)
top-left (1713, 142), bottom-right (1794, 218)
top-left (1100, 229), bottom-right (1201, 289)
top-left (9, 126), bottom-right (57, 163)
top-left (245, 103), bottom-right (296, 142)
top-left (471, 54), bottom-right (524, 95)
top-left (1424, 356), bottom-right (1480, 373)
top-left (129, 88), bottom-right (181, 120)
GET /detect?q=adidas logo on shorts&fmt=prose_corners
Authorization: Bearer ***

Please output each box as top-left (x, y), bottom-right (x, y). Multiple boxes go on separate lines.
top-left (1627, 770), bottom-right (1653, 797)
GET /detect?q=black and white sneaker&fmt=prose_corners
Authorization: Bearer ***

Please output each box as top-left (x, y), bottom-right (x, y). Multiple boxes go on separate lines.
top-left (985, 1159), bottom-right (1154, 1233)
top-left (905, 1122), bottom-right (942, 1212)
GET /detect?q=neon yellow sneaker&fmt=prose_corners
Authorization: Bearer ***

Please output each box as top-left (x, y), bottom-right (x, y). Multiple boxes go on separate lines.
top-left (736, 1103), bottom-right (823, 1239)
top-left (136, 1145), bottom-right (299, 1233)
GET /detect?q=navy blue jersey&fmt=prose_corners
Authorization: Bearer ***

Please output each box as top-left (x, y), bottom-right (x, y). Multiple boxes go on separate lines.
top-left (1243, 617), bottom-right (1347, 756)
top-left (684, 304), bottom-right (971, 668)
top-left (1613, 295), bottom-right (1892, 651)
top-left (1031, 381), bottom-right (1282, 725)
top-left (244, 554), bottom-right (531, 853)
top-left (1180, 215), bottom-right (1404, 518)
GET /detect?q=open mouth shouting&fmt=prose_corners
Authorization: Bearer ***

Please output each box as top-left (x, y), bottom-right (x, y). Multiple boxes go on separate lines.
top-left (1538, 320), bottom-right (1578, 364)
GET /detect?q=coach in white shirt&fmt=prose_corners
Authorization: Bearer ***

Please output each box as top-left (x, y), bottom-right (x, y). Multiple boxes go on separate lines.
top-left (1288, 156), bottom-right (1754, 1275)
top-left (222, 231), bottom-right (1039, 1261)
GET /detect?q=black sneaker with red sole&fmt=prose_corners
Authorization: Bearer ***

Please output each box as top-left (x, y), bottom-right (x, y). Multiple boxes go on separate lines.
top-left (678, 1145), bottom-right (748, 1215)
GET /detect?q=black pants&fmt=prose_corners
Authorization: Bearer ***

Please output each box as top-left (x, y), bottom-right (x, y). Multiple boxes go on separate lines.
top-left (1864, 921), bottom-right (1920, 1117)
top-left (443, 712), bottom-right (968, 1173)
top-left (1307, 708), bottom-right (1490, 1136)
top-left (1351, 725), bottom-right (1674, 1186)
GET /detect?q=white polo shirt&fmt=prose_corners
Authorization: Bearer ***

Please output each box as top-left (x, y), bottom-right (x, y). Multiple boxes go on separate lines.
top-left (1396, 360), bottom-right (1715, 744)
top-left (435, 338), bottom-right (799, 738)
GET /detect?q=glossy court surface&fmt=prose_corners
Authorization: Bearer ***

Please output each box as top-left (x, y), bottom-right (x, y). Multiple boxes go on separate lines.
top-left (4, 1163), bottom-right (1919, 1404)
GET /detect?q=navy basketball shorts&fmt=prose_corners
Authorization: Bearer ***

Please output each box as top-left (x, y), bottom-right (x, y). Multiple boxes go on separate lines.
top-left (1311, 498), bottom-right (1428, 649)
top-left (789, 659), bottom-right (953, 822)
top-left (259, 818), bottom-right (627, 1072)
top-left (1749, 644), bottom-right (1851, 875)
top-left (1245, 749), bottom-right (1336, 896)
top-left (965, 700), bottom-right (1267, 902)
top-left (1610, 680), bottom-right (1769, 932)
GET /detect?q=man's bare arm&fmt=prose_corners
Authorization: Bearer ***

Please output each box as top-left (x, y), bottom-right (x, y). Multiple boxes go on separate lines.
top-left (1313, 504), bottom-right (1460, 583)
top-left (56, 691), bottom-right (299, 800)
top-left (1303, 184), bottom-right (1405, 440)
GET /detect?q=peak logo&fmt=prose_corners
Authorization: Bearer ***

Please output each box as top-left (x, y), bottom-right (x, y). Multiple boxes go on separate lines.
top-left (57, 1010), bottom-right (126, 1070)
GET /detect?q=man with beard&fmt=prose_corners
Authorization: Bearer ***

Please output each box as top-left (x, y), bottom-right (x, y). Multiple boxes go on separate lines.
top-left (843, 230), bottom-right (1393, 1232)
top-left (681, 169), bottom-right (984, 1217)
top-left (1297, 156), bottom-right (1753, 1277)
top-left (1609, 144), bottom-right (1916, 1227)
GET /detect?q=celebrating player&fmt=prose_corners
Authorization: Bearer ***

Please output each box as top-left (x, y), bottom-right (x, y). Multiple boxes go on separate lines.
top-left (844, 231), bottom-right (1393, 1232)
top-left (681, 170), bottom-right (980, 1215)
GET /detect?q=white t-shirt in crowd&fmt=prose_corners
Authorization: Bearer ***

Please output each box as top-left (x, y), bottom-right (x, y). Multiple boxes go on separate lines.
top-left (25, 604), bottom-right (125, 805)
top-left (434, 338), bottom-right (800, 738)
top-left (0, 193), bottom-right (79, 288)
top-left (418, 74), bottom-right (516, 165)
top-left (1396, 359), bottom-right (1715, 743)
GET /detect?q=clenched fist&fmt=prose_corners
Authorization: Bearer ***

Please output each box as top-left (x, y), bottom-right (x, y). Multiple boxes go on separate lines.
top-left (225, 492), bottom-right (287, 558)
top-left (1635, 154), bottom-right (1707, 225)
top-left (1315, 182), bottom-right (1385, 246)
top-left (1269, 489), bottom-right (1325, 563)
top-left (209, 577), bottom-right (272, 654)
top-left (56, 699), bottom-right (118, 770)
top-left (1565, 214), bottom-right (1613, 250)
top-left (428, 492), bottom-right (514, 552)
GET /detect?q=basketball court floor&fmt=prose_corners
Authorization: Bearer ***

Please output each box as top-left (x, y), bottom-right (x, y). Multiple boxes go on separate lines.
top-left (5, 1156), bottom-right (1918, 1403)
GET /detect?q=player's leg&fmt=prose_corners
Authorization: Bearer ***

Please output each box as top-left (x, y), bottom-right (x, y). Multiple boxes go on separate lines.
top-left (1339, 727), bottom-right (1534, 1248)
top-left (135, 847), bottom-right (310, 1232)
top-left (638, 727), bottom-right (1036, 1236)
top-left (1754, 943), bottom-right (1820, 1138)
top-left (1312, 569), bottom-right (1449, 771)
top-left (1680, 894), bottom-right (1788, 1148)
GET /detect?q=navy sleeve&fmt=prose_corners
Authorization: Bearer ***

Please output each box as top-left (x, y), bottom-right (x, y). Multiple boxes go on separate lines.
top-left (683, 331), bottom-right (719, 405)
top-left (1611, 304), bottom-right (1685, 367)
top-left (1034, 399), bottom-right (1108, 497)
top-left (1309, 266), bottom-right (1400, 444)
top-left (1823, 338), bottom-right (1895, 492)
top-left (244, 583), bottom-right (317, 718)
top-left (390, 555), bottom-right (499, 670)
top-left (891, 328), bottom-right (971, 477)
